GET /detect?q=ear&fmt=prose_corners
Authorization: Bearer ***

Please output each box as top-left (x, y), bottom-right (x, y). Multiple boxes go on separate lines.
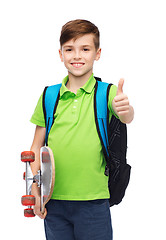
top-left (59, 49), bottom-right (64, 62)
top-left (95, 48), bottom-right (101, 61)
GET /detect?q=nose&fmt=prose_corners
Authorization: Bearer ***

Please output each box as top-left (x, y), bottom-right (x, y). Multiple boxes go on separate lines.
top-left (74, 50), bottom-right (81, 60)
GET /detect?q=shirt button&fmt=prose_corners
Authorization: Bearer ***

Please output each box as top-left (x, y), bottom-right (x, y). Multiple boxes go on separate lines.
top-left (74, 99), bottom-right (78, 102)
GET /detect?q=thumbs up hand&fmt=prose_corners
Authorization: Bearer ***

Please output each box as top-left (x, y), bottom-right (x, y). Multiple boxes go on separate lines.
top-left (112, 79), bottom-right (134, 124)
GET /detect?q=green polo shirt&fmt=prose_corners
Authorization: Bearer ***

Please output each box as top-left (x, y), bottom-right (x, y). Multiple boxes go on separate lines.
top-left (30, 74), bottom-right (118, 200)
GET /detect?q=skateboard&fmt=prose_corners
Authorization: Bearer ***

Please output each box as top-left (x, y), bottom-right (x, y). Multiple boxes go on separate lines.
top-left (21, 146), bottom-right (55, 217)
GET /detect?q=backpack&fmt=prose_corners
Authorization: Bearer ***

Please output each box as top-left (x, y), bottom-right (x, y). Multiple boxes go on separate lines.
top-left (42, 77), bottom-right (131, 207)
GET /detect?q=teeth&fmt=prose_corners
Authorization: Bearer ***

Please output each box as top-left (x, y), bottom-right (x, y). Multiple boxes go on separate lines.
top-left (72, 63), bottom-right (83, 67)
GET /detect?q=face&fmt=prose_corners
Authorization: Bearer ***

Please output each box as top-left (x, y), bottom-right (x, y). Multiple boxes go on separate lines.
top-left (59, 34), bottom-right (101, 79)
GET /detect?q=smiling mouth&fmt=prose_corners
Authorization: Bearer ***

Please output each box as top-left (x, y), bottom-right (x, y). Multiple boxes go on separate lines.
top-left (71, 63), bottom-right (85, 68)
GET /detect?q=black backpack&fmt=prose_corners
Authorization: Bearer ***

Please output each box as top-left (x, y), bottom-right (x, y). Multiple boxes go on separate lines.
top-left (107, 114), bottom-right (131, 206)
top-left (43, 77), bottom-right (131, 207)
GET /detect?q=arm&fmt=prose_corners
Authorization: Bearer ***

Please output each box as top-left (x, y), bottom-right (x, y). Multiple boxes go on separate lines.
top-left (30, 125), bottom-right (46, 219)
top-left (112, 79), bottom-right (134, 124)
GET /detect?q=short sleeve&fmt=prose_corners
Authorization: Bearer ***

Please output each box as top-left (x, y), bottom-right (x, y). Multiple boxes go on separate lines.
top-left (108, 84), bottom-right (119, 120)
top-left (30, 93), bottom-right (46, 127)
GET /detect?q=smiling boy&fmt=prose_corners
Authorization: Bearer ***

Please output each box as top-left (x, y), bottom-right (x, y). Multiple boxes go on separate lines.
top-left (30, 19), bottom-right (134, 240)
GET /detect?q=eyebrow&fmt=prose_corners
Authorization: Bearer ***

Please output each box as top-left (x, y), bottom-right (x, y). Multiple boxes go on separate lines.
top-left (82, 45), bottom-right (91, 47)
top-left (63, 45), bottom-right (73, 48)
top-left (63, 44), bottom-right (91, 48)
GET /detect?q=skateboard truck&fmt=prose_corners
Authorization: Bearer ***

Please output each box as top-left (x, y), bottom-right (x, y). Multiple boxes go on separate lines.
top-left (21, 147), bottom-right (55, 217)
top-left (34, 170), bottom-right (41, 187)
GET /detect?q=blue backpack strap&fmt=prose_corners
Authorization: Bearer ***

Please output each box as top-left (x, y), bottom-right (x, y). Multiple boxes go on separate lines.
top-left (43, 83), bottom-right (62, 145)
top-left (94, 80), bottom-right (112, 171)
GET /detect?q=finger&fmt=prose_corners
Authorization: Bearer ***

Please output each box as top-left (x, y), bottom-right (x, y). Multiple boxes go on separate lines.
top-left (114, 99), bottom-right (129, 107)
top-left (39, 212), bottom-right (46, 219)
top-left (118, 110), bottom-right (130, 116)
top-left (117, 78), bottom-right (124, 96)
top-left (116, 105), bottom-right (130, 113)
top-left (42, 208), bottom-right (47, 219)
top-left (37, 208), bottom-right (47, 219)
top-left (114, 94), bottom-right (128, 102)
top-left (34, 208), bottom-right (45, 219)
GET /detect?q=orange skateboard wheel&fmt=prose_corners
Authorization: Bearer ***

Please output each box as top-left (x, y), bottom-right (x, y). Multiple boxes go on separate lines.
top-left (21, 195), bottom-right (36, 206)
top-left (24, 208), bottom-right (35, 217)
top-left (21, 151), bottom-right (35, 162)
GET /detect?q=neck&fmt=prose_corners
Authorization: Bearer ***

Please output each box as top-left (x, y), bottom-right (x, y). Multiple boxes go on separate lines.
top-left (66, 71), bottom-right (93, 94)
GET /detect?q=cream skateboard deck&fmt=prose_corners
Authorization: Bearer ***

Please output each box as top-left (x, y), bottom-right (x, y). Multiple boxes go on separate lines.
top-left (21, 146), bottom-right (55, 217)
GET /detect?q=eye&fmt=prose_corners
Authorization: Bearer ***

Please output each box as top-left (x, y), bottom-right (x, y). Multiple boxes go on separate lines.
top-left (66, 49), bottom-right (72, 52)
top-left (83, 48), bottom-right (90, 52)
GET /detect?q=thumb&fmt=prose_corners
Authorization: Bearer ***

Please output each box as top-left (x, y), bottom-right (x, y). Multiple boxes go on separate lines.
top-left (117, 78), bottom-right (124, 95)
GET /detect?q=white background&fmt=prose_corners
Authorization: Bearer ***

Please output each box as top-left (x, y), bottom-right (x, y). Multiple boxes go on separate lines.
top-left (0, 0), bottom-right (166, 239)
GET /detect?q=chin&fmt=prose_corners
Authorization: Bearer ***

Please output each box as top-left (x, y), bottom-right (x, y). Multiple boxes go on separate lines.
top-left (69, 69), bottom-right (93, 78)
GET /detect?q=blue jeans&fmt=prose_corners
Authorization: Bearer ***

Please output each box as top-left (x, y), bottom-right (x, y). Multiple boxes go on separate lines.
top-left (44, 199), bottom-right (113, 240)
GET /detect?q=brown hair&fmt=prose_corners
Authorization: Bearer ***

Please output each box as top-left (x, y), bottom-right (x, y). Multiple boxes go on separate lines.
top-left (60, 19), bottom-right (100, 50)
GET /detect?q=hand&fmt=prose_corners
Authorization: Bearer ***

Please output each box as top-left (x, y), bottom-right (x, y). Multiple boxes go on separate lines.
top-left (112, 79), bottom-right (134, 123)
top-left (113, 78), bottom-right (130, 117)
top-left (33, 195), bottom-right (47, 219)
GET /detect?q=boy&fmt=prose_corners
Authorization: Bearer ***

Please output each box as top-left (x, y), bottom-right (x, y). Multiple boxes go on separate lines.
top-left (30, 19), bottom-right (134, 240)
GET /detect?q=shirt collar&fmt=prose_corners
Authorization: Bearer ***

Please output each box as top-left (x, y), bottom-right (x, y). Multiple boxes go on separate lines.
top-left (60, 73), bottom-right (96, 98)
top-left (81, 73), bottom-right (96, 93)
